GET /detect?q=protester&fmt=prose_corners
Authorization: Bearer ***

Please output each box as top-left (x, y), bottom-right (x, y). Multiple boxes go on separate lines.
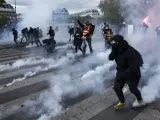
top-left (109, 35), bottom-right (145, 109)
top-left (12, 28), bottom-right (18, 45)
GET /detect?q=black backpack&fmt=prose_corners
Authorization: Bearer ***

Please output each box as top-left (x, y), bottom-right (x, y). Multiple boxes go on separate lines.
top-left (132, 47), bottom-right (144, 67)
top-left (90, 24), bottom-right (95, 35)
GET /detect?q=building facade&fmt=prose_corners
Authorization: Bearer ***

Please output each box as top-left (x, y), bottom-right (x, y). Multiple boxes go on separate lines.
top-left (52, 8), bottom-right (69, 23)
top-left (70, 9), bottom-right (100, 18)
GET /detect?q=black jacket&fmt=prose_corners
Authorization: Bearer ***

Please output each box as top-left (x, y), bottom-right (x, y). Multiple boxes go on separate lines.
top-left (69, 28), bottom-right (74, 35)
top-left (12, 29), bottom-right (18, 37)
top-left (74, 28), bottom-right (83, 40)
top-left (48, 29), bottom-right (55, 37)
top-left (33, 29), bottom-right (39, 39)
top-left (109, 40), bottom-right (141, 80)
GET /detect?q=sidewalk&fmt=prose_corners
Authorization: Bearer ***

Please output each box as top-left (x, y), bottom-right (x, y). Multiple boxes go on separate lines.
top-left (0, 43), bottom-right (28, 49)
top-left (53, 87), bottom-right (160, 120)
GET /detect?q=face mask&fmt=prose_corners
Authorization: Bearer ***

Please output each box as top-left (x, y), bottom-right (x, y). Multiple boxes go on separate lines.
top-left (110, 40), bottom-right (118, 47)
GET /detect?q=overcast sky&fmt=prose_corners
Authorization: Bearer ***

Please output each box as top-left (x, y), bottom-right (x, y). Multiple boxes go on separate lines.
top-left (5, 0), bottom-right (100, 14)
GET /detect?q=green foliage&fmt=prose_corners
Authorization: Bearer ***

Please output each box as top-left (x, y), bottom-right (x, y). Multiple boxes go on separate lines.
top-left (98, 0), bottom-right (156, 24)
top-left (98, 0), bottom-right (124, 24)
top-left (0, 14), bottom-right (8, 26)
top-left (0, 0), bottom-right (6, 7)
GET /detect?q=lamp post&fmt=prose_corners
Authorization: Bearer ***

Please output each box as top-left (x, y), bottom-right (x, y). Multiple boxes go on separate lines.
top-left (15, 0), bottom-right (17, 27)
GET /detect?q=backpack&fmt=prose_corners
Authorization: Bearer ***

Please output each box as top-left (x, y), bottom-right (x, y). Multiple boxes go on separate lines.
top-left (90, 24), bottom-right (95, 35)
top-left (132, 47), bottom-right (144, 67)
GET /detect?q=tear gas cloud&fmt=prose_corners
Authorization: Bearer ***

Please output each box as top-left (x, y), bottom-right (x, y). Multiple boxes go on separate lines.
top-left (21, 27), bottom-right (116, 120)
top-left (28, 1), bottom-right (160, 119)
top-left (25, 49), bottom-right (116, 120)
top-left (18, 0), bottom-right (99, 30)
top-left (8, 0), bottom-right (160, 119)
top-left (122, 0), bottom-right (160, 103)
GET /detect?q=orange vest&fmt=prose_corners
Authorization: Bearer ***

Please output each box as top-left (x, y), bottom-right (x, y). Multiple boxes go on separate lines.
top-left (82, 25), bottom-right (92, 38)
top-left (104, 29), bottom-right (112, 40)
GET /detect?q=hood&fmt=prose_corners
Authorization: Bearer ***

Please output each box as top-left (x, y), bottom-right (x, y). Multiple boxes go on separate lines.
top-left (116, 40), bottom-right (129, 55)
top-left (111, 35), bottom-right (129, 55)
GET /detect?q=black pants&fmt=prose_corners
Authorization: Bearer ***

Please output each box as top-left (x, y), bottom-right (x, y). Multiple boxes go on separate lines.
top-left (14, 36), bottom-right (18, 44)
top-left (113, 77), bottom-right (142, 103)
top-left (35, 39), bottom-right (42, 47)
top-left (86, 38), bottom-right (93, 53)
top-left (75, 39), bottom-right (83, 53)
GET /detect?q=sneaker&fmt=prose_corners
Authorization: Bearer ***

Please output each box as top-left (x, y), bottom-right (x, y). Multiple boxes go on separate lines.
top-left (114, 102), bottom-right (126, 109)
top-left (132, 100), bottom-right (146, 108)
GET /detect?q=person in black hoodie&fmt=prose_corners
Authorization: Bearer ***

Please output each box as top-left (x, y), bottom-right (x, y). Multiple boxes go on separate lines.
top-left (74, 26), bottom-right (83, 53)
top-left (33, 28), bottom-right (42, 47)
top-left (109, 35), bottom-right (145, 109)
top-left (28, 27), bottom-right (34, 44)
top-left (12, 28), bottom-right (18, 45)
top-left (47, 26), bottom-right (55, 39)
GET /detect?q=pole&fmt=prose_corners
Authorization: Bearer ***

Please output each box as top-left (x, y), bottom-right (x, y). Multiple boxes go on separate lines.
top-left (15, 0), bottom-right (17, 27)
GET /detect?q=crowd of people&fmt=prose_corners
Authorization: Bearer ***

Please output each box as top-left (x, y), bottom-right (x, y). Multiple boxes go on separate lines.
top-left (68, 20), bottom-right (95, 56)
top-left (68, 20), bottom-right (146, 109)
top-left (12, 26), bottom-right (57, 53)
top-left (11, 20), bottom-right (150, 109)
top-left (12, 27), bottom-right (43, 46)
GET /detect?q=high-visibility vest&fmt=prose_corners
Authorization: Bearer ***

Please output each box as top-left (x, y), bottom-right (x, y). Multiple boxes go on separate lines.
top-left (83, 30), bottom-right (89, 36)
top-left (82, 26), bottom-right (92, 38)
top-left (104, 29), bottom-right (112, 40)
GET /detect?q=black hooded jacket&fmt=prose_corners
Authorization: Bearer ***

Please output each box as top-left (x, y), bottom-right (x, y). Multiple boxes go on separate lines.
top-left (109, 39), bottom-right (141, 80)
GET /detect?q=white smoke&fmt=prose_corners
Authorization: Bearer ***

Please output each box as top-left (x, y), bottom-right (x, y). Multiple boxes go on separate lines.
top-left (4, 0), bottom-right (160, 119)
top-left (12, 0), bottom-right (119, 119)
top-left (3, 51), bottom-right (75, 88)
top-left (19, 0), bottom-right (54, 30)
top-left (0, 57), bottom-right (52, 72)
top-left (122, 0), bottom-right (160, 104)
top-left (24, 45), bottom-right (117, 120)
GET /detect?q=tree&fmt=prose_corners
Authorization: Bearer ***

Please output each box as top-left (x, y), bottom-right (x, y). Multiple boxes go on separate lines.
top-left (0, 14), bottom-right (8, 26)
top-left (98, 0), bottom-right (156, 24)
top-left (0, 0), bottom-right (6, 7)
top-left (98, 0), bottom-right (124, 24)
